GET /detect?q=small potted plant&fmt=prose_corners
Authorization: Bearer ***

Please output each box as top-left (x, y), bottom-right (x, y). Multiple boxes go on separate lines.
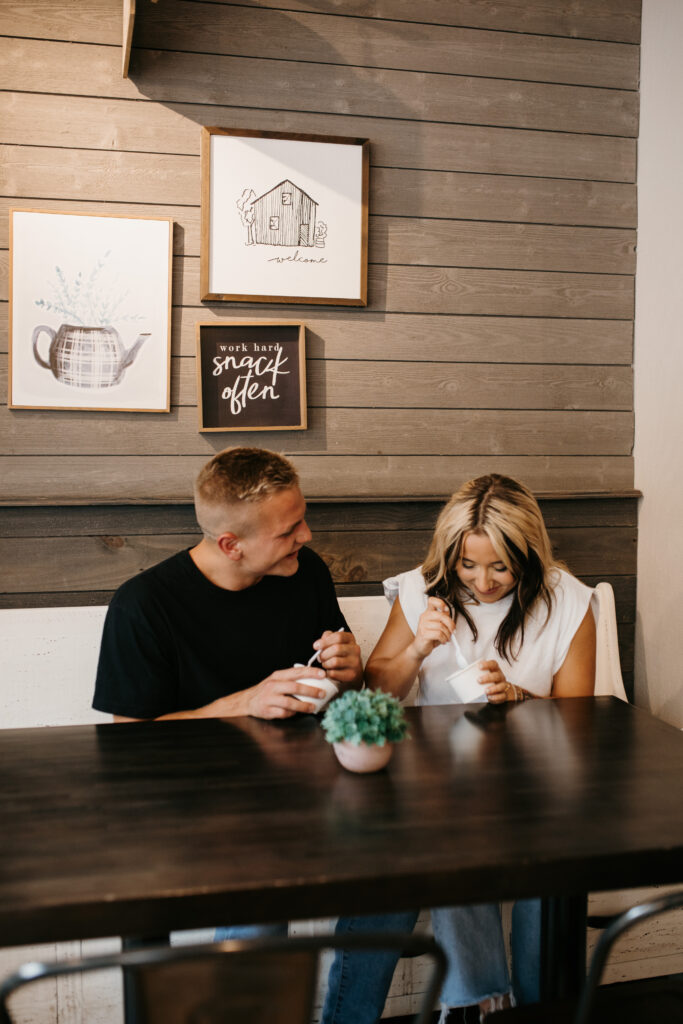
top-left (321, 688), bottom-right (408, 773)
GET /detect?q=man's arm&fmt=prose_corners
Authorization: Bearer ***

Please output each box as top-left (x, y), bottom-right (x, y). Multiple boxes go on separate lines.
top-left (113, 666), bottom-right (330, 722)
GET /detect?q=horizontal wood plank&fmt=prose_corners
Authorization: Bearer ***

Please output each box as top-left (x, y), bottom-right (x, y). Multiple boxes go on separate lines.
top-left (0, 211), bottom-right (639, 281)
top-left (0, 456), bottom-right (636, 502)
top-left (0, 406), bottom-right (634, 456)
top-left (134, 1), bottom-right (640, 90)
top-left (0, 301), bottom-right (633, 365)
top-left (2, 38), bottom-right (638, 137)
top-left (374, 265), bottom-right (634, 318)
top-left (0, 0), bottom-right (641, 51)
top-left (371, 170), bottom-right (637, 229)
top-left (0, 253), bottom-right (635, 319)
top-left (231, 0), bottom-right (642, 44)
top-left (1, 128), bottom-right (636, 194)
top-left (0, 576), bottom-right (637, 619)
top-left (0, 164), bottom-right (639, 240)
top-left (177, 310), bottom-right (633, 365)
top-left (372, 219), bottom-right (636, 274)
top-left (0, 355), bottom-right (632, 411)
top-left (1, 93), bottom-right (638, 187)
top-left (0, 0), bottom-right (120, 44)
top-left (0, 301), bottom-right (634, 365)
top-left (0, 355), bottom-right (633, 412)
top-left (0, 526), bottom-right (636, 595)
top-left (0, 497), bottom-right (639, 537)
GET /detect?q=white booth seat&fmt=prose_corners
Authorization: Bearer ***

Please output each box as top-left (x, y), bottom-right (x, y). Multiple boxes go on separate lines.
top-left (0, 582), bottom-right (625, 730)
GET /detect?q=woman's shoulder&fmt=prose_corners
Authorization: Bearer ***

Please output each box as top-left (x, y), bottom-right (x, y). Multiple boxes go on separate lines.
top-left (382, 569), bottom-right (423, 614)
top-left (549, 567), bottom-right (592, 598)
top-left (546, 567), bottom-right (594, 619)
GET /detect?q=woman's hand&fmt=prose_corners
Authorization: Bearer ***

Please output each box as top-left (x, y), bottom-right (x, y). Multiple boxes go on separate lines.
top-left (408, 597), bottom-right (455, 661)
top-left (480, 660), bottom-right (515, 704)
top-left (481, 660), bottom-right (535, 703)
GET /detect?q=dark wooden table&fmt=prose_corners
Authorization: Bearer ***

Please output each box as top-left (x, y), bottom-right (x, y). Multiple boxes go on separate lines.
top-left (2, 698), bottom-right (682, 997)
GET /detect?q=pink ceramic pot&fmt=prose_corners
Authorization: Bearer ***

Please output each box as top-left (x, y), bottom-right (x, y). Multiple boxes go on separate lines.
top-left (332, 740), bottom-right (393, 773)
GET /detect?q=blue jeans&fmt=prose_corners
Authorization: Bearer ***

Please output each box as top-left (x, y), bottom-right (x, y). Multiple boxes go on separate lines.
top-left (323, 899), bottom-right (541, 1018)
top-left (216, 898), bottom-right (541, 1018)
top-left (215, 912), bottom-right (417, 1024)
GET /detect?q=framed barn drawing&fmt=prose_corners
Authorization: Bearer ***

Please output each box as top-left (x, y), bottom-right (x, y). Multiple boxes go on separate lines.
top-left (200, 128), bottom-right (369, 306)
top-left (9, 209), bottom-right (172, 412)
top-left (196, 320), bottom-right (307, 432)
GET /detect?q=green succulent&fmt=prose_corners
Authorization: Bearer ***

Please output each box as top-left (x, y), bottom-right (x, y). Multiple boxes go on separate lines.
top-left (321, 689), bottom-right (408, 747)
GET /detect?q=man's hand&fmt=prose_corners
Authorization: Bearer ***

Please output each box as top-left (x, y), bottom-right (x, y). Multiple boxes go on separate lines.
top-left (313, 630), bottom-right (362, 687)
top-left (243, 666), bottom-right (328, 719)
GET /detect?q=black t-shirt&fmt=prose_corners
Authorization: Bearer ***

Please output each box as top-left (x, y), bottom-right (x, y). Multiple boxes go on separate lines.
top-left (93, 546), bottom-right (346, 719)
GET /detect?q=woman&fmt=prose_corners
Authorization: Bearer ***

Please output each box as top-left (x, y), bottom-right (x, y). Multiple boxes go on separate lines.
top-left (323, 474), bottom-right (596, 1024)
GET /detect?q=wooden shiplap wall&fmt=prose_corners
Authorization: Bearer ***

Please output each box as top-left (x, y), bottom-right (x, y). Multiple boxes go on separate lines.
top-left (1, 0), bottom-right (638, 500)
top-left (0, 1), bottom-right (639, 684)
top-left (0, 495), bottom-right (638, 696)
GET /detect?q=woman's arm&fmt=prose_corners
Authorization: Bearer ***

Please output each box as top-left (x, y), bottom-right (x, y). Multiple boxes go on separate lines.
top-left (550, 605), bottom-right (596, 696)
top-left (365, 595), bottom-right (454, 699)
top-left (485, 605), bottom-right (596, 703)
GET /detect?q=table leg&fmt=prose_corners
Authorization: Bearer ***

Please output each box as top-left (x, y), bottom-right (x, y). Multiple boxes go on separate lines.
top-left (121, 934), bottom-right (169, 1024)
top-left (539, 893), bottom-right (587, 1000)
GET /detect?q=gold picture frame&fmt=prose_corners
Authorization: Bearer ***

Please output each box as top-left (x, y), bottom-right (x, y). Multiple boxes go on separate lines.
top-left (200, 127), bottom-right (369, 306)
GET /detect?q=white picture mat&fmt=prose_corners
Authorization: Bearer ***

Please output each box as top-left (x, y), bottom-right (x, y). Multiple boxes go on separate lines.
top-left (209, 135), bottom-right (364, 299)
top-left (10, 211), bottom-right (171, 411)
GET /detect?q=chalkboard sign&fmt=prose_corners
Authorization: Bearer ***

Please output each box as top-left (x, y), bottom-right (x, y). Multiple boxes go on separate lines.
top-left (196, 321), bottom-right (307, 432)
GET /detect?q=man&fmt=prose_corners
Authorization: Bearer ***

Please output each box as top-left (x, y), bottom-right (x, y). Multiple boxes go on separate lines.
top-left (93, 447), bottom-right (407, 1024)
top-left (93, 446), bottom-right (362, 720)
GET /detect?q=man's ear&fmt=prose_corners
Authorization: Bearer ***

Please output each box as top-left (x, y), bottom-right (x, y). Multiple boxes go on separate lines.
top-left (216, 532), bottom-right (241, 560)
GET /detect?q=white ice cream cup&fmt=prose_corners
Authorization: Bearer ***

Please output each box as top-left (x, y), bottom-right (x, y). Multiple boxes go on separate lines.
top-left (291, 677), bottom-right (339, 713)
top-left (445, 661), bottom-right (488, 703)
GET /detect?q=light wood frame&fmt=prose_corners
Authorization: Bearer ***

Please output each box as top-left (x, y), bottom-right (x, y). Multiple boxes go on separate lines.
top-left (200, 127), bottom-right (369, 306)
top-left (9, 209), bottom-right (173, 413)
top-left (195, 319), bottom-right (307, 432)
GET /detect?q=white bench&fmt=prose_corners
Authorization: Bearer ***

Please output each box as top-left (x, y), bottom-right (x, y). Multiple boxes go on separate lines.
top-left (0, 585), bottom-right (625, 730)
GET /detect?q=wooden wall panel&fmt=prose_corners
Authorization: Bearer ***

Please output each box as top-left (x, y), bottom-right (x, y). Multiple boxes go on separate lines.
top-left (0, 106), bottom-right (637, 183)
top-left (0, 162), bottom-right (638, 231)
top-left (232, 1), bottom-right (642, 45)
top-left (0, 407), bottom-right (634, 456)
top-left (132, 2), bottom-right (640, 89)
top-left (1, 1), bottom-right (639, 512)
top-left (0, 496), bottom-right (639, 697)
top-left (1, 354), bottom-right (633, 411)
top-left (0, 0), bottom-right (642, 47)
top-left (2, 299), bottom-right (633, 366)
top-left (2, 39), bottom-right (639, 137)
top-left (0, 457), bottom-right (636, 503)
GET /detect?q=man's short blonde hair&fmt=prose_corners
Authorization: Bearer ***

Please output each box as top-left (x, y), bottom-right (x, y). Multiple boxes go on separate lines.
top-left (194, 447), bottom-right (299, 539)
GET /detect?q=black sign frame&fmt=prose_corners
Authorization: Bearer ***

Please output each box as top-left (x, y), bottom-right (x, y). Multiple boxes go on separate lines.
top-left (196, 320), bottom-right (307, 432)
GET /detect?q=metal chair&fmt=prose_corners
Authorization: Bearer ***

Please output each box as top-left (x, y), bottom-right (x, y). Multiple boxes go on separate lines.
top-left (487, 889), bottom-right (683, 1024)
top-left (0, 931), bottom-right (446, 1024)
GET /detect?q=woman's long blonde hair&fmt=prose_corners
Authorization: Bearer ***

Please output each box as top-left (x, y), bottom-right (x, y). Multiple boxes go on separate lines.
top-left (422, 474), bottom-right (560, 660)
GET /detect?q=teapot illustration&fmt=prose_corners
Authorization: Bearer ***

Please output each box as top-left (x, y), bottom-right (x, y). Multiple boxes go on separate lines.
top-left (32, 324), bottom-right (150, 389)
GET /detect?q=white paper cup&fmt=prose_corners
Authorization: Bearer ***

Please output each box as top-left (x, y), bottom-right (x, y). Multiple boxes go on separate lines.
top-left (291, 677), bottom-right (339, 713)
top-left (445, 661), bottom-right (487, 703)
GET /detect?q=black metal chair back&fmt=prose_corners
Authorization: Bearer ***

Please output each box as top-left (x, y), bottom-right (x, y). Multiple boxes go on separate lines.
top-left (0, 931), bottom-right (447, 1024)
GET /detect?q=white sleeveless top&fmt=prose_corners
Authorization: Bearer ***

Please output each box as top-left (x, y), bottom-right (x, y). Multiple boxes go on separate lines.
top-left (383, 567), bottom-right (596, 705)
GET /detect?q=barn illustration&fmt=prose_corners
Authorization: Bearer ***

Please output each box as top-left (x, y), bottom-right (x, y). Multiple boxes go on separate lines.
top-left (251, 179), bottom-right (318, 247)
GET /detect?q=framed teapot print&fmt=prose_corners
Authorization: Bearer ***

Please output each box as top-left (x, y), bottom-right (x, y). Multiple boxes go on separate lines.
top-left (8, 210), bottom-right (173, 412)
